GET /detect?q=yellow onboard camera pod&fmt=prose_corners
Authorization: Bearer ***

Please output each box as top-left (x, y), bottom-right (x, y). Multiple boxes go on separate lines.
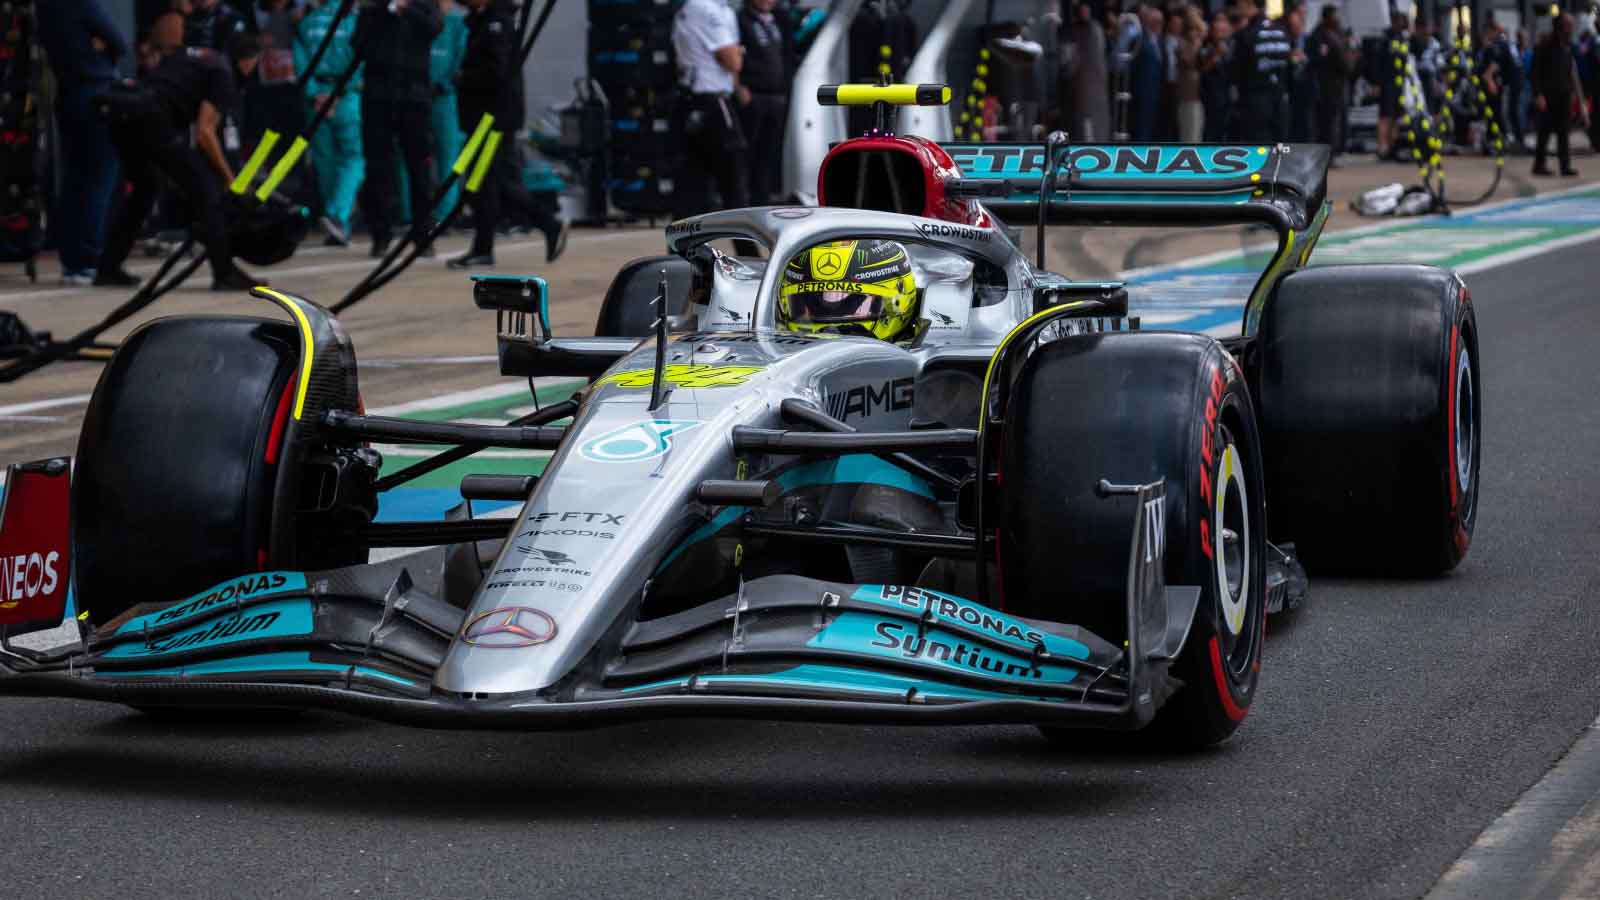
top-left (815, 82), bottom-right (951, 136)
top-left (815, 84), bottom-right (952, 107)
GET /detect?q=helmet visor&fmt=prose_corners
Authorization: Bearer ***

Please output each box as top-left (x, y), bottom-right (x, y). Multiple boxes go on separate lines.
top-left (784, 290), bottom-right (883, 324)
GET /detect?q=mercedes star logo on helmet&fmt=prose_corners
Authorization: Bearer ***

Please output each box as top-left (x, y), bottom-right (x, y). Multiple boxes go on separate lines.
top-left (815, 252), bottom-right (844, 276)
top-left (461, 607), bottom-right (558, 648)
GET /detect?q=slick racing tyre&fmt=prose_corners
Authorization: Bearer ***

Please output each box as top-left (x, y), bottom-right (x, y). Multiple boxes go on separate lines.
top-left (73, 316), bottom-right (360, 628)
top-left (594, 255), bottom-right (695, 337)
top-left (1257, 265), bottom-right (1479, 574)
top-left (1001, 332), bottom-right (1268, 749)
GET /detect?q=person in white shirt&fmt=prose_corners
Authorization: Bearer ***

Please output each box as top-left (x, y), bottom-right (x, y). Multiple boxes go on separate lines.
top-left (671, 0), bottom-right (751, 223)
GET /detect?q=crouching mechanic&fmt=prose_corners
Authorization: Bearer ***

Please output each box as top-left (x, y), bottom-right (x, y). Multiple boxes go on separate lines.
top-left (95, 15), bottom-right (265, 291)
top-left (778, 240), bottom-right (921, 341)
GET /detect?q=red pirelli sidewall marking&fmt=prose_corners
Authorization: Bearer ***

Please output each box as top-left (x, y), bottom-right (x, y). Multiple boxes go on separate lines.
top-left (1209, 635), bottom-right (1249, 722)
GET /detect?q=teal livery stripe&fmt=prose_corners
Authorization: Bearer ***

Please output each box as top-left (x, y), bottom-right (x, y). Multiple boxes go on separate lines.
top-left (848, 584), bottom-right (1091, 661)
top-left (103, 598), bottom-right (314, 659)
top-left (657, 454), bottom-right (931, 570)
top-left (1000, 191), bottom-right (1254, 206)
top-left (115, 571), bottom-right (308, 635)
top-left (808, 612), bottom-right (1080, 686)
top-left (94, 651), bottom-right (416, 687)
top-left (621, 664), bottom-right (1069, 702)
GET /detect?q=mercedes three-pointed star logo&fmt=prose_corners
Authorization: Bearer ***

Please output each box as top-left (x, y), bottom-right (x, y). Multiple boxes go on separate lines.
top-left (815, 252), bottom-right (844, 276)
top-left (461, 606), bottom-right (558, 648)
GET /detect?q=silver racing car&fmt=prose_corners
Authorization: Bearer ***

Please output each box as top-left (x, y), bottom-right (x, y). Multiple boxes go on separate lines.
top-left (0, 85), bottom-right (1479, 749)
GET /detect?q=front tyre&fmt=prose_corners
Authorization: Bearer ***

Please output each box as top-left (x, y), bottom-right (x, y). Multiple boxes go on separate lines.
top-left (1000, 333), bottom-right (1267, 748)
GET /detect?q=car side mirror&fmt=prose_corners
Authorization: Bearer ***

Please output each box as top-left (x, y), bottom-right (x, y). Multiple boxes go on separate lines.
top-left (1032, 281), bottom-right (1130, 317)
top-left (473, 274), bottom-right (550, 320)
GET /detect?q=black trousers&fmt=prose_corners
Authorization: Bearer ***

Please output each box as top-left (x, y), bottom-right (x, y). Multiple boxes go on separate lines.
top-left (1315, 88), bottom-right (1345, 153)
top-left (469, 138), bottom-right (558, 256)
top-left (361, 96), bottom-right (434, 241)
top-left (1237, 89), bottom-right (1289, 144)
top-left (740, 92), bottom-right (787, 204)
top-left (99, 123), bottom-right (234, 279)
top-left (672, 93), bottom-right (749, 221)
top-left (1534, 99), bottom-right (1572, 171)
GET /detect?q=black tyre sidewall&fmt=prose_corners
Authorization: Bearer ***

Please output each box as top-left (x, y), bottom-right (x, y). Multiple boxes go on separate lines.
top-left (1157, 369), bottom-right (1268, 746)
top-left (1257, 265), bottom-right (1478, 574)
top-left (999, 334), bottom-right (1267, 746)
top-left (73, 317), bottom-right (299, 625)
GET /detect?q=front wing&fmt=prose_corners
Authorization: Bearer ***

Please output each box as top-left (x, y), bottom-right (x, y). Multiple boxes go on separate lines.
top-left (0, 485), bottom-right (1200, 732)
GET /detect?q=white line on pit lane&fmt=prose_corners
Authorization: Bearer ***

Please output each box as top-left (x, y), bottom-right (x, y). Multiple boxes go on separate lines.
top-left (0, 393), bottom-right (94, 416)
top-left (1426, 713), bottom-right (1600, 900)
top-left (359, 354), bottom-right (499, 367)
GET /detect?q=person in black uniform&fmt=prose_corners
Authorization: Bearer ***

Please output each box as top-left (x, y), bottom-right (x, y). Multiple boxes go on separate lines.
top-left (1308, 5), bottom-right (1352, 161)
top-left (184, 0), bottom-right (247, 51)
top-left (446, 0), bottom-right (567, 269)
top-left (355, 0), bottom-right (443, 258)
top-left (95, 16), bottom-right (266, 290)
top-left (1532, 13), bottom-right (1585, 176)
top-left (1229, 0), bottom-right (1290, 142)
top-left (737, 0), bottom-right (792, 206)
top-left (1372, 11), bottom-right (1409, 159)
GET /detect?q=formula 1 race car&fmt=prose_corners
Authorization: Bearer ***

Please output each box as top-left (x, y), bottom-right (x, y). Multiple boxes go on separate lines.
top-left (0, 85), bottom-right (1479, 749)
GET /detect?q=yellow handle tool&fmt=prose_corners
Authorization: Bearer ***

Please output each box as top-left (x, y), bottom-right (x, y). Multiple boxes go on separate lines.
top-left (231, 130), bottom-right (280, 195)
top-left (454, 114), bottom-right (496, 176)
top-left (255, 136), bottom-right (308, 202)
top-left (467, 131), bottom-right (503, 194)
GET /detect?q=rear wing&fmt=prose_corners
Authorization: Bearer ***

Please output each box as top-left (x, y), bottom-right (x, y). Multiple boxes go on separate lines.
top-left (940, 142), bottom-right (1330, 233)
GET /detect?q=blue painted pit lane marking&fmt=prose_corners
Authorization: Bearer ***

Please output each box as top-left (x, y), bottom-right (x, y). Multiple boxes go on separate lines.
top-left (1125, 185), bottom-right (1600, 334)
top-left (94, 650), bottom-right (417, 687)
top-left (376, 488), bottom-right (517, 523)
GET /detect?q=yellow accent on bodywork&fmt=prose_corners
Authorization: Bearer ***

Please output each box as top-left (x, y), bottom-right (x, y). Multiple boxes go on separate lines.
top-left (256, 288), bottom-right (317, 420)
top-left (1242, 228), bottom-right (1297, 338)
top-left (978, 300), bottom-right (1092, 431)
top-left (598, 364), bottom-right (765, 390)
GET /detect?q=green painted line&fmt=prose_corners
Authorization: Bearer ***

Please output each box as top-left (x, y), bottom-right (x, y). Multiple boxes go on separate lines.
top-left (374, 380), bottom-right (582, 489)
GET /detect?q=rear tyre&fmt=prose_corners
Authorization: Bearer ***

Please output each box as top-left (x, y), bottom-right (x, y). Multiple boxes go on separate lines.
top-left (72, 316), bottom-right (354, 628)
top-left (1001, 332), bottom-right (1267, 749)
top-left (1257, 265), bottom-right (1479, 574)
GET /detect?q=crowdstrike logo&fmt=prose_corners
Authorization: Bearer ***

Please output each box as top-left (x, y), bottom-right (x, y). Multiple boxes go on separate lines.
top-left (461, 607), bottom-right (558, 648)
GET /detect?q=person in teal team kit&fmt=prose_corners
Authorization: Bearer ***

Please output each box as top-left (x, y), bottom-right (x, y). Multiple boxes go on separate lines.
top-left (295, 0), bottom-right (363, 246)
top-left (396, 0), bottom-right (467, 229)
top-left (429, 1), bottom-right (468, 218)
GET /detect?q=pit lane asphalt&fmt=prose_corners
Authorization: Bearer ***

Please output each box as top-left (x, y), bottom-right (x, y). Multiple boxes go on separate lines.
top-left (1, 242), bottom-right (1598, 900)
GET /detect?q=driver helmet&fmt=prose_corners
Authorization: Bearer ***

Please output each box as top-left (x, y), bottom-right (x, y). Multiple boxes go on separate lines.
top-left (778, 239), bottom-right (920, 341)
